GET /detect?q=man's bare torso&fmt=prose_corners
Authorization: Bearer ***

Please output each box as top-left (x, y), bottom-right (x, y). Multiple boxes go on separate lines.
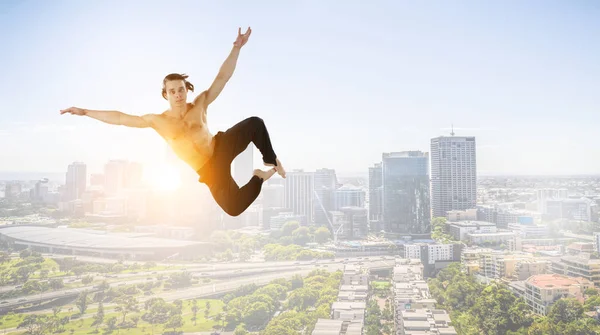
top-left (148, 102), bottom-right (215, 172)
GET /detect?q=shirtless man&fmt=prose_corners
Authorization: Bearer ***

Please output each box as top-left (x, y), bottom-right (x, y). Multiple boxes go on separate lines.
top-left (60, 27), bottom-right (285, 217)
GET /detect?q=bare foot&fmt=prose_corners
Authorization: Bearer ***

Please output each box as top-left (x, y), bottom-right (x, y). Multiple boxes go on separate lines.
top-left (265, 158), bottom-right (286, 178)
top-left (254, 168), bottom-right (277, 181)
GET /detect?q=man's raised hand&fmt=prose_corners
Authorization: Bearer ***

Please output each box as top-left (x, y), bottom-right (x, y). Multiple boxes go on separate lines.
top-left (233, 27), bottom-right (252, 48)
top-left (60, 107), bottom-right (86, 116)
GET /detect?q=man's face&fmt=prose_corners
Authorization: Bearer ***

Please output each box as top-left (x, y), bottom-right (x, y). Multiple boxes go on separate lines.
top-left (164, 80), bottom-right (187, 107)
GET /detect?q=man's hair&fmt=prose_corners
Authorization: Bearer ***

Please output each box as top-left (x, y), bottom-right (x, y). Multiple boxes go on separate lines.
top-left (162, 73), bottom-right (195, 100)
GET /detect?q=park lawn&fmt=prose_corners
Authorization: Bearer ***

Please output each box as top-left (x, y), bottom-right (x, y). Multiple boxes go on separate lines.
top-left (371, 281), bottom-right (391, 290)
top-left (4, 298), bottom-right (224, 335)
top-left (179, 299), bottom-right (225, 332)
top-left (0, 312), bottom-right (26, 330)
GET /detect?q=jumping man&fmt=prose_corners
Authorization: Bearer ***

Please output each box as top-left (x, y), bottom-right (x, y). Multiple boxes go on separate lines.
top-left (60, 27), bottom-right (285, 217)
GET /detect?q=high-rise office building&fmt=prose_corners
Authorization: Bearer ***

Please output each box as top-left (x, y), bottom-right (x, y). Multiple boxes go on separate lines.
top-left (284, 170), bottom-right (314, 225)
top-left (313, 168), bottom-right (338, 226)
top-left (334, 186), bottom-right (365, 209)
top-left (430, 135), bottom-right (477, 218)
top-left (382, 151), bottom-right (431, 236)
top-left (4, 182), bottom-right (22, 200)
top-left (369, 163), bottom-right (383, 221)
top-left (104, 160), bottom-right (128, 196)
top-left (104, 160), bottom-right (144, 195)
top-left (65, 162), bottom-right (87, 201)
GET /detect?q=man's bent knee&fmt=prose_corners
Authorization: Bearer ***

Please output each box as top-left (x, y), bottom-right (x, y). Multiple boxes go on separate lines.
top-left (248, 116), bottom-right (264, 127)
top-left (223, 204), bottom-right (246, 217)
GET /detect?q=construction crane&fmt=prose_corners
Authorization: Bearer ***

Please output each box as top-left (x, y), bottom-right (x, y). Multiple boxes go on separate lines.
top-left (313, 190), bottom-right (343, 245)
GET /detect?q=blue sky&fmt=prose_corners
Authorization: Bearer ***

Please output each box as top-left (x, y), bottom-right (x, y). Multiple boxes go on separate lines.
top-left (0, 0), bottom-right (598, 176)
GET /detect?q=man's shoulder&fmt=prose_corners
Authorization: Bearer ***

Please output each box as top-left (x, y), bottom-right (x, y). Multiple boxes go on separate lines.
top-left (140, 112), bottom-right (170, 127)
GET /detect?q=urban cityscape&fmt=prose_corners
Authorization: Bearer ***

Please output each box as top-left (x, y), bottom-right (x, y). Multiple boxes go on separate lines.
top-left (2, 130), bottom-right (600, 335)
top-left (2, 1), bottom-right (599, 335)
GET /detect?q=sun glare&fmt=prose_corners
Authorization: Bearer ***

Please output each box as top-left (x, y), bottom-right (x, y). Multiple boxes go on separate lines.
top-left (143, 163), bottom-right (182, 191)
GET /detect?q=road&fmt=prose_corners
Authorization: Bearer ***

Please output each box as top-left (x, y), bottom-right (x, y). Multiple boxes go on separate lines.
top-left (0, 256), bottom-right (397, 312)
top-left (144, 263), bottom-right (349, 302)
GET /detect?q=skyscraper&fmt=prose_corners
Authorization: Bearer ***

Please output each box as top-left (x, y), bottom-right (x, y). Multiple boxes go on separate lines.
top-left (368, 163), bottom-right (383, 222)
top-left (382, 151), bottom-right (431, 237)
top-left (65, 161), bottom-right (87, 201)
top-left (104, 160), bottom-right (128, 196)
top-left (284, 170), bottom-right (314, 225)
top-left (313, 168), bottom-right (338, 226)
top-left (430, 136), bottom-right (477, 218)
top-left (334, 186), bottom-right (366, 209)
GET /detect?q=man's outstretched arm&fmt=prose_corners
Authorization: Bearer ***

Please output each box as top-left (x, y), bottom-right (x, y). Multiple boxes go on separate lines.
top-left (60, 107), bottom-right (153, 128)
top-left (196, 27), bottom-right (252, 108)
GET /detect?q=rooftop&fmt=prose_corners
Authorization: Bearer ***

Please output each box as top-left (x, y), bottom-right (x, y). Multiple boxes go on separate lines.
top-left (331, 301), bottom-right (366, 311)
top-left (0, 226), bottom-right (208, 250)
top-left (526, 274), bottom-right (592, 288)
top-left (448, 220), bottom-right (496, 227)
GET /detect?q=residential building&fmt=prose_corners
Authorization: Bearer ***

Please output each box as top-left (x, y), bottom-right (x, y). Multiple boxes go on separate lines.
top-left (430, 135), bottom-right (477, 218)
top-left (522, 274), bottom-right (591, 315)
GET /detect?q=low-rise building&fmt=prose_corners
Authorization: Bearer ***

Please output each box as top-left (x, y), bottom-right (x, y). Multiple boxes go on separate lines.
top-left (331, 301), bottom-right (367, 321)
top-left (551, 254), bottom-right (600, 286)
top-left (446, 209), bottom-right (478, 222)
top-left (338, 285), bottom-right (368, 302)
top-left (397, 309), bottom-right (457, 335)
top-left (342, 264), bottom-right (369, 286)
top-left (566, 242), bottom-right (595, 255)
top-left (467, 231), bottom-right (519, 251)
top-left (447, 221), bottom-right (497, 241)
top-left (521, 274), bottom-right (592, 315)
top-left (507, 223), bottom-right (548, 239)
top-left (312, 319), bottom-right (363, 335)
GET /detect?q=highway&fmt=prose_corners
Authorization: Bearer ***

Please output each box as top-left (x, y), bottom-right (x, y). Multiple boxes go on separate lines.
top-left (0, 256), bottom-right (397, 312)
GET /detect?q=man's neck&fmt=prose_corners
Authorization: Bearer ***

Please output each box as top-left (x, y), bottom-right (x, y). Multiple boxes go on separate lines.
top-left (169, 104), bottom-right (188, 118)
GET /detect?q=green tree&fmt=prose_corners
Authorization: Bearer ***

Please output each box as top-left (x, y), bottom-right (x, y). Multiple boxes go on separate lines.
top-left (165, 314), bottom-right (183, 333)
top-left (234, 323), bottom-right (249, 335)
top-left (191, 299), bottom-right (199, 325)
top-left (49, 278), bottom-right (64, 290)
top-left (291, 274), bottom-right (304, 289)
top-left (17, 315), bottom-right (51, 335)
top-left (92, 301), bottom-right (104, 330)
top-left (239, 250), bottom-right (252, 261)
top-left (105, 316), bottom-right (117, 332)
top-left (115, 296), bottom-right (139, 323)
top-left (142, 298), bottom-right (172, 335)
top-left (281, 221), bottom-right (300, 236)
top-left (547, 298), bottom-right (584, 324)
top-left (243, 301), bottom-right (271, 326)
top-left (292, 227), bottom-right (311, 246)
top-left (314, 227), bottom-right (331, 244)
top-left (75, 291), bottom-right (89, 315)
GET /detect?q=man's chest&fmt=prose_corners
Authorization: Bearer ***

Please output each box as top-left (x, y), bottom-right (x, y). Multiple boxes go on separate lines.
top-left (155, 110), bottom-right (207, 140)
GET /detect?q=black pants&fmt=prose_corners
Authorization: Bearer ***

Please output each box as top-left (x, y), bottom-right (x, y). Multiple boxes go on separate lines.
top-left (197, 116), bottom-right (278, 217)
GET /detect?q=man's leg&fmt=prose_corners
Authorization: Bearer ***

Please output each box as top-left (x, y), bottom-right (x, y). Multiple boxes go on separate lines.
top-left (210, 169), bottom-right (276, 217)
top-left (220, 116), bottom-right (278, 167)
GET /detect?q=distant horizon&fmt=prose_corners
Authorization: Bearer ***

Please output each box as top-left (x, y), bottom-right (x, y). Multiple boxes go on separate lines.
top-left (2, 169), bottom-right (600, 182)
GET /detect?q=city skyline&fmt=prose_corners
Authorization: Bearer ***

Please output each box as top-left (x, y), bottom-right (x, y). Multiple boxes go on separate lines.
top-left (1, 1), bottom-right (599, 176)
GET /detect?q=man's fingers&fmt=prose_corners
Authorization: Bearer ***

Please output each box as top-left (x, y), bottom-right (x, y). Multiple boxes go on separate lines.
top-left (238, 27), bottom-right (241, 36)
